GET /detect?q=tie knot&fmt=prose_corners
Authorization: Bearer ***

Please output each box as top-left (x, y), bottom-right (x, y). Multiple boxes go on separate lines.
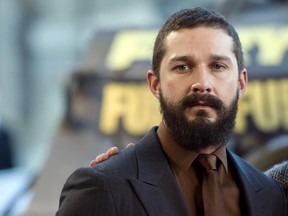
top-left (198, 154), bottom-right (217, 172)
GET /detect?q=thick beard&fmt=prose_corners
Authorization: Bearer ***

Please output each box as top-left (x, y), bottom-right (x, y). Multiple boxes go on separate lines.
top-left (159, 91), bottom-right (239, 151)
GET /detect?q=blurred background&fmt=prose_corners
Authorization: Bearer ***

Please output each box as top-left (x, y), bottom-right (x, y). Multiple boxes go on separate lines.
top-left (0, 0), bottom-right (288, 215)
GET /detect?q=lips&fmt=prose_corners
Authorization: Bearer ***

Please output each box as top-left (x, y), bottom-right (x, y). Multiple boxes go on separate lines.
top-left (194, 101), bottom-right (211, 106)
top-left (190, 101), bottom-right (213, 108)
top-left (182, 94), bottom-right (223, 111)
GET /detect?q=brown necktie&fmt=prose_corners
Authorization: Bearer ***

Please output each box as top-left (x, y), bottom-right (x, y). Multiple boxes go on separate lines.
top-left (198, 154), bottom-right (225, 216)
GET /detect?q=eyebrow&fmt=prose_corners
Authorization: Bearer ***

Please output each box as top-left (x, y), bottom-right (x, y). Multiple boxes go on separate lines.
top-left (168, 54), bottom-right (233, 65)
top-left (168, 55), bottom-right (194, 65)
top-left (209, 54), bottom-right (233, 63)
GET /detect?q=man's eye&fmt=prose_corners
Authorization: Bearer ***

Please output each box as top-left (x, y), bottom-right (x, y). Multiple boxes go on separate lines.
top-left (176, 65), bottom-right (190, 71)
top-left (212, 63), bottom-right (225, 70)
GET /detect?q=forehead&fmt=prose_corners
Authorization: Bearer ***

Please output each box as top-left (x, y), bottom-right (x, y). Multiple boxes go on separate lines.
top-left (163, 27), bottom-right (236, 61)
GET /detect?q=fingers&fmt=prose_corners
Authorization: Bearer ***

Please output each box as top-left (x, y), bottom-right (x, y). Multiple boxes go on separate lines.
top-left (126, 143), bottom-right (135, 148)
top-left (89, 159), bottom-right (96, 167)
top-left (89, 144), bottom-right (134, 167)
top-left (89, 147), bottom-right (118, 167)
top-left (89, 153), bottom-right (107, 167)
top-left (106, 147), bottom-right (118, 155)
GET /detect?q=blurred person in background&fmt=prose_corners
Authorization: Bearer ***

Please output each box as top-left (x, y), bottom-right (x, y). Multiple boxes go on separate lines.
top-left (56, 8), bottom-right (287, 216)
top-left (0, 115), bottom-right (13, 170)
top-left (265, 161), bottom-right (288, 197)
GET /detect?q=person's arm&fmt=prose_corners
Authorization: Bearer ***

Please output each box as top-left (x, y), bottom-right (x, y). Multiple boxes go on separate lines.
top-left (265, 161), bottom-right (288, 198)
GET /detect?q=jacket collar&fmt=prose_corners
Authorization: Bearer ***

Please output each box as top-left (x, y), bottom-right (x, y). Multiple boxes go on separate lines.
top-left (228, 151), bottom-right (265, 216)
top-left (130, 127), bottom-right (276, 216)
top-left (129, 127), bottom-right (190, 216)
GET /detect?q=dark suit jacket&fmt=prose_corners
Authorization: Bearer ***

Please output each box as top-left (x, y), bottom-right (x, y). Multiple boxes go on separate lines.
top-left (56, 127), bottom-right (288, 216)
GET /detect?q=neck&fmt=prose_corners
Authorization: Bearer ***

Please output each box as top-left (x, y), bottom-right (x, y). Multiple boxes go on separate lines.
top-left (197, 146), bottom-right (221, 154)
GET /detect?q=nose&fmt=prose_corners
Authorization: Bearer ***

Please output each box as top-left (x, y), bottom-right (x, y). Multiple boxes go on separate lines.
top-left (191, 72), bottom-right (212, 93)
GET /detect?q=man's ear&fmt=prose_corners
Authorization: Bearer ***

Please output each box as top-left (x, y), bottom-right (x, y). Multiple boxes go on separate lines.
top-left (147, 70), bottom-right (160, 99)
top-left (239, 69), bottom-right (248, 97)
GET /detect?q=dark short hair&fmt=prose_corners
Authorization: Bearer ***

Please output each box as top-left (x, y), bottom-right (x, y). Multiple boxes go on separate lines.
top-left (152, 7), bottom-right (244, 78)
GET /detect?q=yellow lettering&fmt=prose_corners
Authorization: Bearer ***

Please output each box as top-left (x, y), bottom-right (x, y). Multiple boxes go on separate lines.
top-left (238, 27), bottom-right (257, 66)
top-left (248, 80), bottom-right (280, 132)
top-left (99, 83), bottom-right (161, 135)
top-left (99, 83), bottom-right (126, 134)
top-left (235, 78), bottom-right (288, 134)
top-left (100, 79), bottom-right (288, 136)
top-left (281, 79), bottom-right (288, 130)
top-left (255, 27), bottom-right (288, 66)
top-left (231, 26), bottom-right (288, 66)
top-left (105, 27), bottom-right (288, 70)
top-left (122, 84), bottom-right (160, 135)
top-left (234, 96), bottom-right (249, 133)
top-left (106, 30), bottom-right (157, 71)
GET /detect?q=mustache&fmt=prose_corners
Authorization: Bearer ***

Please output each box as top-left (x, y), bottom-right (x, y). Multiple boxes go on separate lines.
top-left (181, 93), bottom-right (224, 111)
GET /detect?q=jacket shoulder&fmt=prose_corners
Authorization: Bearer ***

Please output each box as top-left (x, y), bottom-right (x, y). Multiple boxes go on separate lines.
top-left (229, 151), bottom-right (281, 187)
top-left (92, 144), bottom-right (138, 177)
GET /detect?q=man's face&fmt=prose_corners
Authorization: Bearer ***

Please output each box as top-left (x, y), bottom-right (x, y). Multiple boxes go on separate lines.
top-left (147, 27), bottom-right (247, 150)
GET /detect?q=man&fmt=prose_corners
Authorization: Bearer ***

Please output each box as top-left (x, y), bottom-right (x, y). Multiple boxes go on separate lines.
top-left (0, 119), bottom-right (13, 169)
top-left (56, 8), bottom-right (287, 216)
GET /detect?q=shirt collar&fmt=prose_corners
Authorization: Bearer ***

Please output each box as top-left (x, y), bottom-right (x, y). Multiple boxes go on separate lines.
top-left (157, 122), bottom-right (229, 174)
top-left (212, 144), bottom-right (229, 174)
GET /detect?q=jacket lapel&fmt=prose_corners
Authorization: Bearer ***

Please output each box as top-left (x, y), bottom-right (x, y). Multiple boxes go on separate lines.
top-left (129, 127), bottom-right (190, 216)
top-left (228, 151), bottom-right (266, 216)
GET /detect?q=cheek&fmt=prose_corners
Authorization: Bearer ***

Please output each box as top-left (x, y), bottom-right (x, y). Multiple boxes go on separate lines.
top-left (161, 79), bottom-right (189, 102)
top-left (218, 83), bottom-right (239, 106)
top-left (217, 73), bottom-right (239, 93)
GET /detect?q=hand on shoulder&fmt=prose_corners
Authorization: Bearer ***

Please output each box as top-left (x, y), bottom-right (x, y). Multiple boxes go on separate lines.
top-left (89, 143), bottom-right (135, 166)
